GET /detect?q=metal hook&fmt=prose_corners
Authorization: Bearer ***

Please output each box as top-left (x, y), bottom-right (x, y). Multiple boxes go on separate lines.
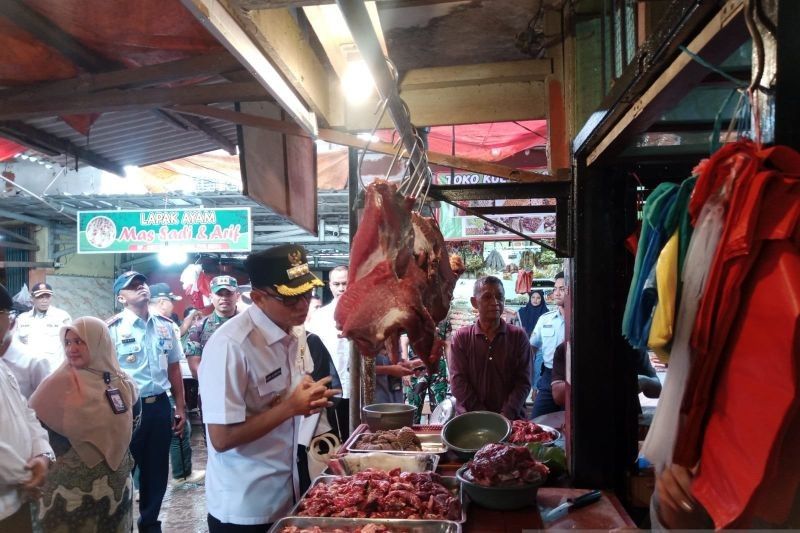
top-left (356, 96), bottom-right (390, 189)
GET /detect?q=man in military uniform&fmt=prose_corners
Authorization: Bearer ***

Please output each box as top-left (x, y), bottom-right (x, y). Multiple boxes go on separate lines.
top-left (148, 283), bottom-right (203, 485)
top-left (108, 271), bottom-right (185, 533)
top-left (185, 275), bottom-right (240, 379)
top-left (15, 282), bottom-right (71, 372)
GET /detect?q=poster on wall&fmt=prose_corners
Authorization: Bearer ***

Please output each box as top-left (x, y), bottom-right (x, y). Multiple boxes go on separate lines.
top-left (77, 208), bottom-right (251, 253)
top-left (435, 172), bottom-right (556, 241)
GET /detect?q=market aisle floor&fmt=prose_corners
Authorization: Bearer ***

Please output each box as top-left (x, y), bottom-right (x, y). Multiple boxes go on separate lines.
top-left (133, 421), bottom-right (209, 532)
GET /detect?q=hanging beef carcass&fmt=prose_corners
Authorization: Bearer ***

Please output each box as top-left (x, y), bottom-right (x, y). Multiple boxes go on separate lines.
top-left (335, 179), bottom-right (462, 371)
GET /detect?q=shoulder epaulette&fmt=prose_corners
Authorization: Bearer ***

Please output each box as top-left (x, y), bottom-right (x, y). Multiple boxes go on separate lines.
top-left (155, 314), bottom-right (174, 324)
top-left (106, 314), bottom-right (123, 326)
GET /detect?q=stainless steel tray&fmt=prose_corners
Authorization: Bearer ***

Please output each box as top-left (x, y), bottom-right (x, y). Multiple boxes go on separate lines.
top-left (269, 516), bottom-right (461, 533)
top-left (345, 432), bottom-right (448, 455)
top-left (290, 475), bottom-right (467, 524)
top-left (324, 452), bottom-right (440, 476)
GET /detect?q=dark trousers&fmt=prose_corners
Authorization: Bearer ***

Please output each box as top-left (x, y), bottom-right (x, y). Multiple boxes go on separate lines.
top-left (531, 366), bottom-right (561, 419)
top-left (168, 394), bottom-right (192, 479)
top-left (0, 502), bottom-right (32, 533)
top-left (207, 514), bottom-right (271, 532)
top-left (130, 392), bottom-right (172, 533)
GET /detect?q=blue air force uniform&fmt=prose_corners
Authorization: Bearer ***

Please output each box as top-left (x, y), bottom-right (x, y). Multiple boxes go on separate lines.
top-left (108, 307), bottom-right (183, 533)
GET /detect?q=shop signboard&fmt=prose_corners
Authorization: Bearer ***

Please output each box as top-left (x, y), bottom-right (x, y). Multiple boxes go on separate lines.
top-left (77, 207), bottom-right (251, 253)
top-left (435, 172), bottom-right (556, 241)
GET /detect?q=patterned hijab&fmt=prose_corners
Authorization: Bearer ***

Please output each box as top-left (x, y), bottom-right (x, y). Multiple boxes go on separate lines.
top-left (30, 317), bottom-right (138, 470)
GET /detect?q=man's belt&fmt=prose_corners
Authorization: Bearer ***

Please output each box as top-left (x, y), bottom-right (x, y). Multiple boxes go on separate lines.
top-left (142, 392), bottom-right (167, 404)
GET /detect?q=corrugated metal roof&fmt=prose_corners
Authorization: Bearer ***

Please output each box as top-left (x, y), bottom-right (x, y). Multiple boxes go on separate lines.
top-left (24, 103), bottom-right (238, 168)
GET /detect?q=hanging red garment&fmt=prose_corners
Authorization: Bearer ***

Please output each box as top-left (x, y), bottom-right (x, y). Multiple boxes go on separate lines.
top-left (515, 269), bottom-right (532, 294)
top-left (671, 142), bottom-right (800, 527)
top-left (690, 240), bottom-right (800, 527)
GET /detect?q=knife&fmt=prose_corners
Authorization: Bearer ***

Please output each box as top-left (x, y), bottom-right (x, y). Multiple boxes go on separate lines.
top-left (541, 490), bottom-right (602, 523)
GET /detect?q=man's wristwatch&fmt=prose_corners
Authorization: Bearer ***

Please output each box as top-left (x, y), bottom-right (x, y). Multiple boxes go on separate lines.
top-left (36, 451), bottom-right (56, 466)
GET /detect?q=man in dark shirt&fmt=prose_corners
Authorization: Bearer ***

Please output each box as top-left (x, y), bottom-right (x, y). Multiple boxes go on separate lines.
top-left (449, 276), bottom-right (532, 420)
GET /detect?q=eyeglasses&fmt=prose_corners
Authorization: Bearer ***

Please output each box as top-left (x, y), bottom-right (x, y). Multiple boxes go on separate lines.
top-left (552, 286), bottom-right (566, 293)
top-left (254, 287), bottom-right (313, 307)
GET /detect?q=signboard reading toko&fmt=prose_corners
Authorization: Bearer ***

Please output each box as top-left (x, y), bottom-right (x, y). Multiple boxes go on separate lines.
top-left (77, 208), bottom-right (251, 253)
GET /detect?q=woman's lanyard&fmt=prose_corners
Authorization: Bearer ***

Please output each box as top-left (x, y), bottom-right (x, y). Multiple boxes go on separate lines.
top-left (82, 367), bottom-right (128, 414)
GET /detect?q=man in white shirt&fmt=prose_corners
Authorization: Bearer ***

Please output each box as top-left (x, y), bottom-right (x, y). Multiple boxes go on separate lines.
top-left (306, 265), bottom-right (351, 437)
top-left (529, 272), bottom-right (566, 418)
top-left (15, 282), bottom-right (71, 371)
top-left (199, 244), bottom-right (339, 531)
top-left (0, 305), bottom-right (50, 399)
top-left (0, 284), bottom-right (53, 533)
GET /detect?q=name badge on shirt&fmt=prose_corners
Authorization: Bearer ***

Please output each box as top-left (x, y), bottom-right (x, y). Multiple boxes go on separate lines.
top-left (265, 368), bottom-right (282, 384)
top-left (121, 337), bottom-right (136, 345)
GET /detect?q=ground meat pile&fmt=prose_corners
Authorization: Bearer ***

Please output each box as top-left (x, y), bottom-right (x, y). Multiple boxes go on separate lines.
top-left (296, 468), bottom-right (461, 520)
top-left (507, 420), bottom-right (558, 444)
top-left (352, 427), bottom-right (422, 451)
top-left (281, 525), bottom-right (392, 533)
top-left (464, 443), bottom-right (549, 487)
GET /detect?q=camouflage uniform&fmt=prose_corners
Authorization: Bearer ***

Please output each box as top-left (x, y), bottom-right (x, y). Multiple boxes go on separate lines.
top-left (184, 311), bottom-right (237, 358)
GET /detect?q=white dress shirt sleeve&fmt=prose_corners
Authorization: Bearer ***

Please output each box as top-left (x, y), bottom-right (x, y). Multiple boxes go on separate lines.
top-left (199, 334), bottom-right (248, 425)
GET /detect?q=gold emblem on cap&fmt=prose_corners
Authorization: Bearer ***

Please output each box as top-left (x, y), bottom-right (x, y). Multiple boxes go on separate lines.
top-left (287, 263), bottom-right (310, 280)
top-left (288, 250), bottom-right (303, 266)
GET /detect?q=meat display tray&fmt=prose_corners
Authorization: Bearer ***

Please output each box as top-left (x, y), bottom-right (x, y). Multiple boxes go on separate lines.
top-left (345, 432), bottom-right (448, 455)
top-left (268, 516), bottom-right (461, 532)
top-left (324, 452), bottom-right (440, 476)
top-left (289, 475), bottom-right (468, 524)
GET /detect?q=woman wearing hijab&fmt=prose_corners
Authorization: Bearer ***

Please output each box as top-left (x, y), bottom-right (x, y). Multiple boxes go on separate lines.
top-left (518, 289), bottom-right (548, 339)
top-left (29, 316), bottom-right (139, 533)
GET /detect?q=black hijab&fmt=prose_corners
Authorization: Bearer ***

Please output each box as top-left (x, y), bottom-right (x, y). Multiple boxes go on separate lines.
top-left (519, 290), bottom-right (548, 337)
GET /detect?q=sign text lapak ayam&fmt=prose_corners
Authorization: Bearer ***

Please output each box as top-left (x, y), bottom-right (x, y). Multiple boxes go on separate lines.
top-left (77, 208), bottom-right (251, 254)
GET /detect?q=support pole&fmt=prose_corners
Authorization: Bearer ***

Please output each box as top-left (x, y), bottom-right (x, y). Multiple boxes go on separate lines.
top-left (347, 147), bottom-right (363, 430)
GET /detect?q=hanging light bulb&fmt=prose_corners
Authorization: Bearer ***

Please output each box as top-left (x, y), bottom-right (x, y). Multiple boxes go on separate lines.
top-left (341, 58), bottom-right (375, 105)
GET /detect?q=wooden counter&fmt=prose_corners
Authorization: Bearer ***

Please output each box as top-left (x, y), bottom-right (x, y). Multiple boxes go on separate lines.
top-left (340, 425), bottom-right (636, 530)
top-left (455, 487), bottom-right (634, 531)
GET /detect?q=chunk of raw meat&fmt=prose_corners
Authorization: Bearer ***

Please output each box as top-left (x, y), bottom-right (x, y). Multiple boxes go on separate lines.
top-left (336, 179), bottom-right (463, 370)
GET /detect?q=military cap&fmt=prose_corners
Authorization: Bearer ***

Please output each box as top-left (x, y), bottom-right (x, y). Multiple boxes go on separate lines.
top-left (113, 271), bottom-right (147, 296)
top-left (149, 283), bottom-right (182, 301)
top-left (245, 244), bottom-right (323, 296)
top-left (31, 282), bottom-right (54, 297)
top-left (210, 275), bottom-right (238, 294)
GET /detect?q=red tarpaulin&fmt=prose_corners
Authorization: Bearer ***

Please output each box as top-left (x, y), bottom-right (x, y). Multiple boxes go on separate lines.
top-left (377, 120), bottom-right (548, 162)
top-left (0, 0), bottom-right (224, 135)
top-left (0, 139), bottom-right (24, 162)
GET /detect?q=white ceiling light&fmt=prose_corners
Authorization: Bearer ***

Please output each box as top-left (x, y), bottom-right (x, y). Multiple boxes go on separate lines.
top-left (157, 247), bottom-right (188, 266)
top-left (342, 58), bottom-right (375, 104)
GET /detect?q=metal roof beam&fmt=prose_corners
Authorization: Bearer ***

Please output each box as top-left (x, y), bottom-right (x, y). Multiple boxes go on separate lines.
top-left (0, 207), bottom-right (65, 226)
top-left (154, 109), bottom-right (237, 155)
top-left (0, 83), bottom-right (270, 121)
top-left (0, 121), bottom-right (125, 176)
top-left (1, 52), bottom-right (245, 102)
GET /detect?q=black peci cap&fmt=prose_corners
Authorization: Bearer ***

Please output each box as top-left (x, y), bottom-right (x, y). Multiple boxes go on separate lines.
top-left (245, 244), bottom-right (323, 296)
